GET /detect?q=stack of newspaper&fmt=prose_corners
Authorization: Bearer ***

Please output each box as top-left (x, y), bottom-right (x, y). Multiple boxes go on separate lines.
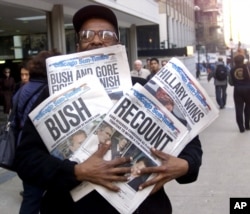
top-left (29, 45), bottom-right (219, 214)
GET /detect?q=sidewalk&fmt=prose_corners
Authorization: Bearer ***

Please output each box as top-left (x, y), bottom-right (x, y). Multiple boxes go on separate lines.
top-left (0, 74), bottom-right (250, 214)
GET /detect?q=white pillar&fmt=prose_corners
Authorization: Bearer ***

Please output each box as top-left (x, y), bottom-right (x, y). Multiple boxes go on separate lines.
top-left (49, 5), bottom-right (66, 54)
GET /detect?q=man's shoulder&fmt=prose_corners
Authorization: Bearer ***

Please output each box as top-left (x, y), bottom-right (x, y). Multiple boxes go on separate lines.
top-left (20, 81), bottom-right (47, 97)
top-left (141, 68), bottom-right (150, 73)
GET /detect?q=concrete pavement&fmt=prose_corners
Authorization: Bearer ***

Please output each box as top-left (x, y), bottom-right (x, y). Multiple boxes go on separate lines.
top-left (0, 73), bottom-right (250, 214)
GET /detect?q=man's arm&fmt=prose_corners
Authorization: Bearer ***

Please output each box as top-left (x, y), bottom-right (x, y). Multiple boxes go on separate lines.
top-left (176, 135), bottom-right (203, 183)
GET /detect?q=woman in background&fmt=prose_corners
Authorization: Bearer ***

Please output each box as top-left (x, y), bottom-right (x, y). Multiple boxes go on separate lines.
top-left (0, 67), bottom-right (15, 116)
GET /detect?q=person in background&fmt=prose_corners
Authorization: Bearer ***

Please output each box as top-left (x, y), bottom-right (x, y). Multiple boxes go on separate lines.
top-left (13, 50), bottom-right (61, 214)
top-left (143, 58), bottom-right (151, 70)
top-left (14, 5), bottom-right (202, 214)
top-left (207, 57), bottom-right (229, 109)
top-left (130, 59), bottom-right (150, 79)
top-left (14, 60), bottom-right (31, 94)
top-left (202, 61), bottom-right (207, 73)
top-left (161, 59), bottom-right (168, 67)
top-left (0, 67), bottom-right (15, 116)
top-left (229, 54), bottom-right (250, 133)
top-left (146, 57), bottom-right (161, 81)
top-left (11, 59), bottom-right (31, 200)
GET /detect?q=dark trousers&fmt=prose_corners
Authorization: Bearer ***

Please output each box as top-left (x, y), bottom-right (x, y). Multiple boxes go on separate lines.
top-left (233, 86), bottom-right (250, 131)
top-left (215, 85), bottom-right (227, 108)
top-left (41, 188), bottom-right (172, 214)
top-left (19, 182), bottom-right (44, 214)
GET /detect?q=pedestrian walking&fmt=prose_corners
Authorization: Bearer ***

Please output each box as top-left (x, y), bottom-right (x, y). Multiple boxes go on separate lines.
top-left (229, 54), bottom-right (250, 132)
top-left (207, 57), bottom-right (229, 109)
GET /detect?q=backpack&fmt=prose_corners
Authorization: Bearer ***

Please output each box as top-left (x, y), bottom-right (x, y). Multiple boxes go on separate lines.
top-left (215, 65), bottom-right (227, 81)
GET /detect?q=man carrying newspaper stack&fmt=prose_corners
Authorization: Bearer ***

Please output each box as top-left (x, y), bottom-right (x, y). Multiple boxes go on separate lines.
top-left (14, 5), bottom-right (203, 214)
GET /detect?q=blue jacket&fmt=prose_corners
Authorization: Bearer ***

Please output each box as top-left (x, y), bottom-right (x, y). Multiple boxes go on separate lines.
top-left (12, 79), bottom-right (47, 144)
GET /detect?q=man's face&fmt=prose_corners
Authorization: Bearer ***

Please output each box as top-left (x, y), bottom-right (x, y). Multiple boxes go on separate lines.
top-left (134, 62), bottom-right (142, 71)
top-left (4, 69), bottom-right (10, 77)
top-left (70, 132), bottom-right (87, 152)
top-left (155, 88), bottom-right (174, 111)
top-left (77, 18), bottom-right (119, 52)
top-left (98, 126), bottom-right (112, 144)
top-left (150, 60), bottom-right (160, 73)
top-left (20, 68), bottom-right (30, 84)
top-left (118, 138), bottom-right (128, 151)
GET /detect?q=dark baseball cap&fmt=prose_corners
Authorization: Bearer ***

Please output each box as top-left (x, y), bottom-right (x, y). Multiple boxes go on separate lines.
top-left (72, 5), bottom-right (119, 39)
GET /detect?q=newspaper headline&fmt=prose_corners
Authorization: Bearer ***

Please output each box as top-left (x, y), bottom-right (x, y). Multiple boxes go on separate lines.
top-left (29, 75), bottom-right (113, 156)
top-left (46, 45), bottom-right (132, 103)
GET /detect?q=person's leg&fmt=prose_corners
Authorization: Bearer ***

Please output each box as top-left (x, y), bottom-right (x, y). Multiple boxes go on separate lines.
top-left (215, 86), bottom-right (223, 108)
top-left (234, 88), bottom-right (244, 132)
top-left (243, 88), bottom-right (250, 130)
top-left (222, 84), bottom-right (227, 108)
top-left (19, 181), bottom-right (44, 214)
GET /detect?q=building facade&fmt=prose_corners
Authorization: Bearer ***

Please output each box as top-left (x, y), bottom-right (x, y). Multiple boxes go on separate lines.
top-left (194, 0), bottom-right (226, 54)
top-left (0, 0), bottom-right (198, 78)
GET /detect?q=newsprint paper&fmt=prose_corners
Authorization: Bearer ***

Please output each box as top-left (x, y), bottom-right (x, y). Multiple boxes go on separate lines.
top-left (70, 57), bottom-right (219, 213)
top-left (145, 57), bottom-right (219, 156)
top-left (28, 75), bottom-right (114, 198)
top-left (45, 44), bottom-right (132, 103)
top-left (28, 74), bottom-right (113, 159)
top-left (71, 83), bottom-right (189, 214)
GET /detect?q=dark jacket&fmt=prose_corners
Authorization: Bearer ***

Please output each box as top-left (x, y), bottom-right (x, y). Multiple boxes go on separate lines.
top-left (14, 79), bottom-right (202, 214)
top-left (13, 79), bottom-right (47, 128)
top-left (229, 64), bottom-right (250, 87)
top-left (0, 76), bottom-right (15, 113)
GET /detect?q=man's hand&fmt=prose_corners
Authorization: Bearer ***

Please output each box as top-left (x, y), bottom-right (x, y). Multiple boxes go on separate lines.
top-left (74, 141), bottom-right (131, 192)
top-left (138, 148), bottom-right (189, 194)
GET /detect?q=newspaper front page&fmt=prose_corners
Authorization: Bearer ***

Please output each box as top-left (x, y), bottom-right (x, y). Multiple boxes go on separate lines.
top-left (28, 75), bottom-right (113, 158)
top-left (46, 44), bottom-right (132, 103)
top-left (28, 75), bottom-right (114, 198)
top-left (71, 83), bottom-right (189, 214)
top-left (145, 57), bottom-right (219, 155)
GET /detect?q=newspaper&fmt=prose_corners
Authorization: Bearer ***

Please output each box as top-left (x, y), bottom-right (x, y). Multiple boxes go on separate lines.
top-left (28, 75), bottom-right (115, 198)
top-left (145, 57), bottom-right (219, 155)
top-left (70, 83), bottom-right (189, 213)
top-left (46, 44), bottom-right (132, 103)
top-left (70, 57), bottom-right (219, 213)
top-left (30, 55), bottom-right (219, 213)
top-left (28, 75), bottom-right (113, 159)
